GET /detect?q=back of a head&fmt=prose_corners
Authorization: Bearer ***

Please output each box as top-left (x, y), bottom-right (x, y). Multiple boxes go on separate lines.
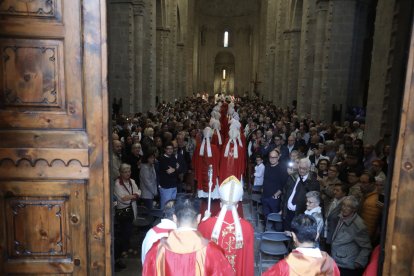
top-left (291, 214), bottom-right (317, 243)
top-left (174, 194), bottom-right (200, 227)
top-left (163, 200), bottom-right (175, 220)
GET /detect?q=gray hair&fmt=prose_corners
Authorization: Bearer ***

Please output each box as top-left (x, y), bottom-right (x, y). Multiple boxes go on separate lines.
top-left (342, 195), bottom-right (359, 210)
top-left (131, 143), bottom-right (141, 150)
top-left (306, 191), bottom-right (320, 205)
top-left (299, 158), bottom-right (311, 168)
top-left (119, 163), bottom-right (131, 172)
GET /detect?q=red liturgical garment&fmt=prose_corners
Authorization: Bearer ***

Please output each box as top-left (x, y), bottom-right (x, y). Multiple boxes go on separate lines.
top-left (143, 230), bottom-right (234, 276)
top-left (198, 211), bottom-right (254, 276)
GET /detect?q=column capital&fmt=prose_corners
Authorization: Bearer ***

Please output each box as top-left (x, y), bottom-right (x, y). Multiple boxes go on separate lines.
top-left (132, 0), bottom-right (145, 16)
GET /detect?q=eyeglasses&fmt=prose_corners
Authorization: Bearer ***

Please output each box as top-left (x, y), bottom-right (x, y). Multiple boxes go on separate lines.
top-left (269, 156), bottom-right (279, 159)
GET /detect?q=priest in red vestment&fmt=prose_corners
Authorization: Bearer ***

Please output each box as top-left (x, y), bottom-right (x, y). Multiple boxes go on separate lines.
top-left (263, 214), bottom-right (340, 276)
top-left (210, 118), bottom-right (223, 150)
top-left (220, 101), bottom-right (230, 140)
top-left (143, 195), bottom-right (234, 276)
top-left (198, 176), bottom-right (254, 276)
top-left (219, 128), bottom-right (246, 184)
top-left (229, 118), bottom-right (246, 147)
top-left (192, 127), bottom-right (221, 216)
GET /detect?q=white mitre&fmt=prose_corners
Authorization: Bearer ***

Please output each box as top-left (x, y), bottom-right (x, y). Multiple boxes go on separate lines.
top-left (209, 118), bottom-right (222, 145)
top-left (224, 128), bottom-right (241, 158)
top-left (229, 120), bottom-right (243, 147)
top-left (200, 127), bottom-right (213, 157)
top-left (211, 175), bottom-right (244, 249)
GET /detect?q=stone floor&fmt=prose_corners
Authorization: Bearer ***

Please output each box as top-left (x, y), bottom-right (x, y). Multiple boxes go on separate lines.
top-left (115, 193), bottom-right (282, 275)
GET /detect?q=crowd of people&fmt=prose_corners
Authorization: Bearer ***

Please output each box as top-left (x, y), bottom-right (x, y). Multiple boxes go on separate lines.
top-left (110, 95), bottom-right (388, 275)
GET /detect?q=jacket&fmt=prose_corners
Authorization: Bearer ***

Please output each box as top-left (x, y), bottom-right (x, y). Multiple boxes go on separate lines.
top-left (140, 163), bottom-right (158, 199)
top-left (282, 174), bottom-right (320, 217)
top-left (331, 213), bottom-right (372, 269)
top-left (359, 191), bottom-right (381, 241)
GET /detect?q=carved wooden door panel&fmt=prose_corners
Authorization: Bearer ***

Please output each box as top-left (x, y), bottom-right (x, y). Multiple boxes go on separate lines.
top-left (0, 0), bottom-right (110, 275)
top-left (383, 18), bottom-right (414, 275)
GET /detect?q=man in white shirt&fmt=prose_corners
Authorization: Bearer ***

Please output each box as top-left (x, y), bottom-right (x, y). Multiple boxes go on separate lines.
top-left (282, 158), bottom-right (320, 230)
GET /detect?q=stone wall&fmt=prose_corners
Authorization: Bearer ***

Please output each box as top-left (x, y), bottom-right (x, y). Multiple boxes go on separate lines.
top-left (108, 0), bottom-right (185, 112)
top-left (262, 0), bottom-right (377, 123)
top-left (108, 1), bottom-right (134, 114)
top-left (365, 0), bottom-right (414, 144)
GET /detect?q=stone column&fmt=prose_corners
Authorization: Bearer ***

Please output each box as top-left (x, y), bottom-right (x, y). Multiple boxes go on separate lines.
top-left (281, 31), bottom-right (290, 107)
top-left (320, 0), bottom-right (358, 122)
top-left (143, 0), bottom-right (156, 111)
top-left (133, 0), bottom-right (145, 112)
top-left (163, 30), bottom-right (171, 102)
top-left (319, 1), bottom-right (333, 122)
top-left (365, 0), bottom-right (412, 143)
top-left (157, 28), bottom-right (171, 103)
top-left (312, 0), bottom-right (328, 120)
top-left (176, 43), bottom-right (185, 99)
top-left (273, 0), bottom-right (288, 104)
top-left (297, 0), bottom-right (316, 118)
top-left (286, 29), bottom-right (301, 109)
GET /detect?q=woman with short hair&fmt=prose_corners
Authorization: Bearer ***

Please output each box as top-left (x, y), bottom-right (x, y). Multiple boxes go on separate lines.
top-left (305, 191), bottom-right (324, 239)
top-left (114, 163), bottom-right (141, 269)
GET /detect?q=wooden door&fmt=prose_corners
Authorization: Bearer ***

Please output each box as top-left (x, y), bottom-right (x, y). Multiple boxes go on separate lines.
top-left (0, 1), bottom-right (110, 275)
top-left (383, 17), bottom-right (414, 275)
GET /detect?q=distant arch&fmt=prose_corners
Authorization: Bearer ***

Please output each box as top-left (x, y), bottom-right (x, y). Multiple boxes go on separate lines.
top-left (214, 51), bottom-right (235, 94)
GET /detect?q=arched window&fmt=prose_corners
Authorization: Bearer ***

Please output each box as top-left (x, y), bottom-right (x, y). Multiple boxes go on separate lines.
top-left (222, 69), bottom-right (226, 79)
top-left (223, 31), bottom-right (229, 47)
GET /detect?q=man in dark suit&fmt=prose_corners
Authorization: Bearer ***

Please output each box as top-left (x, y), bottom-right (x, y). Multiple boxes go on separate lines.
top-left (286, 135), bottom-right (298, 154)
top-left (282, 158), bottom-right (320, 230)
top-left (174, 134), bottom-right (191, 193)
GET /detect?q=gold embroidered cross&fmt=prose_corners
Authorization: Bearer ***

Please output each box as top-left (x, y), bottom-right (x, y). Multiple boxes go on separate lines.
top-left (222, 223), bottom-right (235, 237)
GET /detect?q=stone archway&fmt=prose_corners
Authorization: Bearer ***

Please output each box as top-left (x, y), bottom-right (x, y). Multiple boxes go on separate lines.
top-left (214, 51), bottom-right (235, 94)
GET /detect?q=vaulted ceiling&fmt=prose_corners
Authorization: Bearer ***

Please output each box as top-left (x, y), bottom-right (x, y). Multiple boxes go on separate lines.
top-left (196, 0), bottom-right (260, 17)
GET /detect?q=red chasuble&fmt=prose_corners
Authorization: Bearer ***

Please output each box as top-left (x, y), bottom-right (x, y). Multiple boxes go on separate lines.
top-left (198, 211), bottom-right (254, 276)
top-left (192, 142), bottom-right (220, 193)
top-left (219, 140), bottom-right (246, 184)
top-left (143, 230), bottom-right (234, 276)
